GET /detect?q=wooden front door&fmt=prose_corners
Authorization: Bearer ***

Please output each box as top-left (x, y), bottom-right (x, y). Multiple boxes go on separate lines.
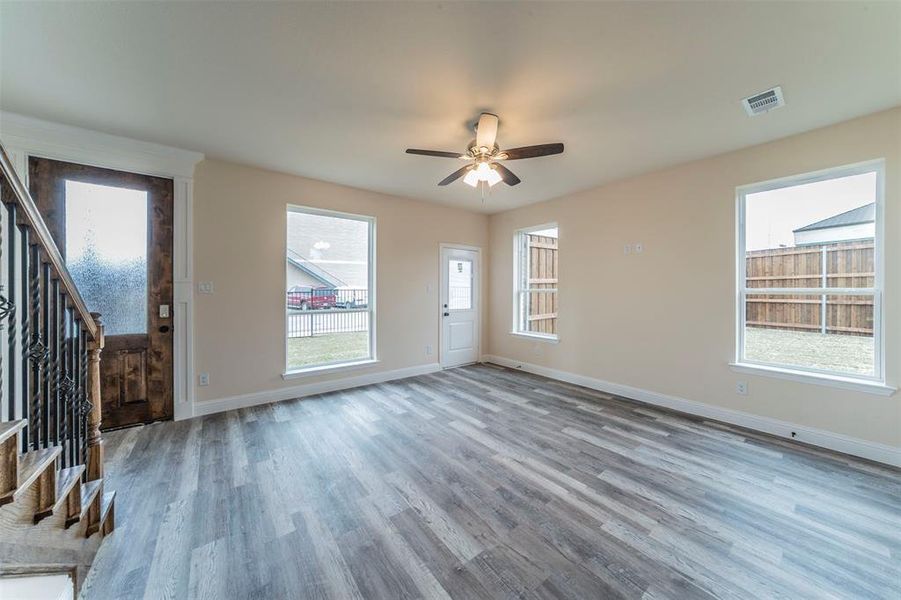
top-left (28, 158), bottom-right (174, 429)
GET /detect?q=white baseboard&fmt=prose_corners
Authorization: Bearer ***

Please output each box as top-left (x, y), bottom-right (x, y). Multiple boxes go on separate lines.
top-left (482, 355), bottom-right (901, 468)
top-left (194, 362), bottom-right (441, 417)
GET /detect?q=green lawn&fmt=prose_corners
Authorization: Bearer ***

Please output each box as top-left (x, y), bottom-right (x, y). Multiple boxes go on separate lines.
top-left (744, 327), bottom-right (874, 376)
top-left (287, 332), bottom-right (370, 369)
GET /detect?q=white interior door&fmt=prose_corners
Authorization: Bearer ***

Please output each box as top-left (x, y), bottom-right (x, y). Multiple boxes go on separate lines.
top-left (441, 247), bottom-right (480, 368)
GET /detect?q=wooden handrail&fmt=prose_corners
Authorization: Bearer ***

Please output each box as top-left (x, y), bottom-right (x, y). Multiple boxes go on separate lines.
top-left (0, 142), bottom-right (98, 340)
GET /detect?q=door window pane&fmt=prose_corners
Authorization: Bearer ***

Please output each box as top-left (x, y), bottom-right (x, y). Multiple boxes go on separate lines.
top-left (65, 180), bottom-right (148, 335)
top-left (448, 259), bottom-right (472, 310)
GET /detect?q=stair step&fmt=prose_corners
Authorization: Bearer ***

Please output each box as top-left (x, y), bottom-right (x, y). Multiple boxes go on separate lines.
top-left (34, 465), bottom-right (85, 524)
top-left (82, 480), bottom-right (108, 538)
top-left (1, 446), bottom-right (60, 506)
top-left (55, 465), bottom-right (85, 505)
top-left (0, 420), bottom-right (26, 445)
top-left (99, 490), bottom-right (116, 535)
top-left (77, 480), bottom-right (102, 519)
top-left (0, 422), bottom-right (27, 506)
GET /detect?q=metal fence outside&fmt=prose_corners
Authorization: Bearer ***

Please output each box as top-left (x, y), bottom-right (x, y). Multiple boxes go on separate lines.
top-left (286, 289), bottom-right (370, 338)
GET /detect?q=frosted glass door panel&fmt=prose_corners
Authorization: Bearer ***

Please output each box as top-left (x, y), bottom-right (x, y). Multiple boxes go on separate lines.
top-left (65, 180), bottom-right (148, 335)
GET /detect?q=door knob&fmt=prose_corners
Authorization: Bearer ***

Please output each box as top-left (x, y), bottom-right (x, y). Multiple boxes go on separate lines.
top-left (443, 312), bottom-right (449, 317)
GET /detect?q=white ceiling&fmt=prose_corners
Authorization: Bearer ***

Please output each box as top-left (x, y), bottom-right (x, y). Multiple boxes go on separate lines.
top-left (1, 2), bottom-right (899, 214)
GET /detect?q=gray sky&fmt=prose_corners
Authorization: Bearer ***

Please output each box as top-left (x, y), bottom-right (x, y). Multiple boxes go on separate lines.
top-left (288, 210), bottom-right (369, 288)
top-left (745, 171), bottom-right (876, 251)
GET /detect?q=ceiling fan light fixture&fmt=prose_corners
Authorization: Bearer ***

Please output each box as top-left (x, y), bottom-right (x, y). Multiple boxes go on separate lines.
top-left (485, 166), bottom-right (502, 187)
top-left (462, 161), bottom-right (503, 187)
top-left (406, 112), bottom-right (563, 189)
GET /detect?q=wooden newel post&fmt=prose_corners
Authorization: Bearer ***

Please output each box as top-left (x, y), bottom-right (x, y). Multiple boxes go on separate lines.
top-left (86, 312), bottom-right (105, 482)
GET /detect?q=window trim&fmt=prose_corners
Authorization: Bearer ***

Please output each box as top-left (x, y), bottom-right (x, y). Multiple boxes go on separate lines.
top-left (284, 204), bottom-right (376, 376)
top-left (734, 159), bottom-right (885, 385)
top-left (512, 222), bottom-right (559, 341)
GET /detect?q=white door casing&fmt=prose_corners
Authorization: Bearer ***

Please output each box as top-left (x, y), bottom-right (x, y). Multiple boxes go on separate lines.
top-left (440, 246), bottom-right (480, 368)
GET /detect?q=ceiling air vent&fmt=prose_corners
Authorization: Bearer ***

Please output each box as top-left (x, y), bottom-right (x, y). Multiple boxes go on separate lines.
top-left (742, 86), bottom-right (785, 116)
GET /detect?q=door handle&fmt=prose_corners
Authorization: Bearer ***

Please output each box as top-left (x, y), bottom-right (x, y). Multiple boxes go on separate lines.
top-left (443, 312), bottom-right (449, 317)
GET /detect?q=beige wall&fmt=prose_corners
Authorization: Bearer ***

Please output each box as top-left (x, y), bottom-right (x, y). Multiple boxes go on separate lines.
top-left (487, 107), bottom-right (901, 447)
top-left (193, 159), bottom-right (488, 402)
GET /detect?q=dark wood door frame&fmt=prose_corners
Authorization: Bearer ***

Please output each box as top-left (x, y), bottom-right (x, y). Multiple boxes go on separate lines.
top-left (28, 157), bottom-right (174, 429)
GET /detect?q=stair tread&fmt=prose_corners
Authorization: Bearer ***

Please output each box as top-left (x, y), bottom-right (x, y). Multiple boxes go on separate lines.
top-left (78, 479), bottom-right (102, 518)
top-left (14, 446), bottom-right (61, 499)
top-left (99, 490), bottom-right (115, 523)
top-left (52, 465), bottom-right (85, 512)
top-left (0, 420), bottom-right (26, 445)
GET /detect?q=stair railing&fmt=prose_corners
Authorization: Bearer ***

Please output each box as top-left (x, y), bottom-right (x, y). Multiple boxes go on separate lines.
top-left (0, 141), bottom-right (105, 483)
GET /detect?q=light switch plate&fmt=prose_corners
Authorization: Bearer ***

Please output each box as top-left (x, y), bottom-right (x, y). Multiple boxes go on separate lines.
top-left (159, 304), bottom-right (170, 318)
top-left (198, 281), bottom-right (214, 294)
top-left (199, 372), bottom-right (210, 386)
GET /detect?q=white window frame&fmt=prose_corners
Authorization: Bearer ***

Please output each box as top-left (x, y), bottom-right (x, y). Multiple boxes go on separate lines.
top-left (284, 204), bottom-right (376, 377)
top-left (734, 159), bottom-right (886, 387)
top-left (512, 222), bottom-right (559, 341)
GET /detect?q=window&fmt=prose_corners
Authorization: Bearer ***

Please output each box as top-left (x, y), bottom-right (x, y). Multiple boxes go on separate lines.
top-left (736, 161), bottom-right (883, 382)
top-left (285, 206), bottom-right (375, 372)
top-left (513, 224), bottom-right (558, 339)
top-left (65, 180), bottom-right (148, 335)
top-left (447, 259), bottom-right (473, 310)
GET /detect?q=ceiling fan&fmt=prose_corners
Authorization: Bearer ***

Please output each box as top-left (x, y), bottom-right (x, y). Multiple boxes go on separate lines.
top-left (406, 113), bottom-right (564, 188)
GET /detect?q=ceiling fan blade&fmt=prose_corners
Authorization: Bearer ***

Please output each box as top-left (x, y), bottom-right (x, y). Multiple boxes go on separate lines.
top-left (475, 113), bottom-right (499, 150)
top-left (499, 143), bottom-right (564, 160)
top-left (493, 163), bottom-right (521, 186)
top-left (406, 149), bottom-right (465, 158)
top-left (438, 164), bottom-right (473, 186)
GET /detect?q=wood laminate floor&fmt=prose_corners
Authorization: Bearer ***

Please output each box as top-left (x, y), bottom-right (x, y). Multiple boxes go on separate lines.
top-left (81, 364), bottom-right (901, 599)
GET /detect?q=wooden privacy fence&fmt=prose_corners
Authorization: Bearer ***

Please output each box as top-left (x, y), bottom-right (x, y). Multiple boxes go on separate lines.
top-left (527, 234), bottom-right (558, 335)
top-left (745, 240), bottom-right (874, 336)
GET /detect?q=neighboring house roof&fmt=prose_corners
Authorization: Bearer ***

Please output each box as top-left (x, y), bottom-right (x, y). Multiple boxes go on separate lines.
top-left (287, 249), bottom-right (346, 288)
top-left (793, 203), bottom-right (875, 233)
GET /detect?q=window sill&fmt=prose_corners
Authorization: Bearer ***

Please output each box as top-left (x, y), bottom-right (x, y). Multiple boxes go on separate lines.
top-left (283, 359), bottom-right (379, 380)
top-left (510, 331), bottom-right (559, 344)
top-left (729, 362), bottom-right (895, 396)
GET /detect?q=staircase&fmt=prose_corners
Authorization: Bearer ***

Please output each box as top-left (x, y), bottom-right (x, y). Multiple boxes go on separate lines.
top-left (0, 141), bottom-right (115, 594)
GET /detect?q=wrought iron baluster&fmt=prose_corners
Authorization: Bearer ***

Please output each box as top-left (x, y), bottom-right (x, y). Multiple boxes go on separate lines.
top-left (20, 226), bottom-right (32, 449)
top-left (0, 199), bottom-right (4, 423)
top-left (40, 260), bottom-right (51, 447)
top-left (5, 203), bottom-right (16, 428)
top-left (50, 278), bottom-right (62, 462)
top-left (78, 322), bottom-right (88, 467)
top-left (0, 195), bottom-right (4, 423)
top-left (58, 299), bottom-right (71, 468)
top-left (71, 317), bottom-right (78, 467)
top-left (66, 306), bottom-right (75, 466)
top-left (28, 242), bottom-right (43, 450)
